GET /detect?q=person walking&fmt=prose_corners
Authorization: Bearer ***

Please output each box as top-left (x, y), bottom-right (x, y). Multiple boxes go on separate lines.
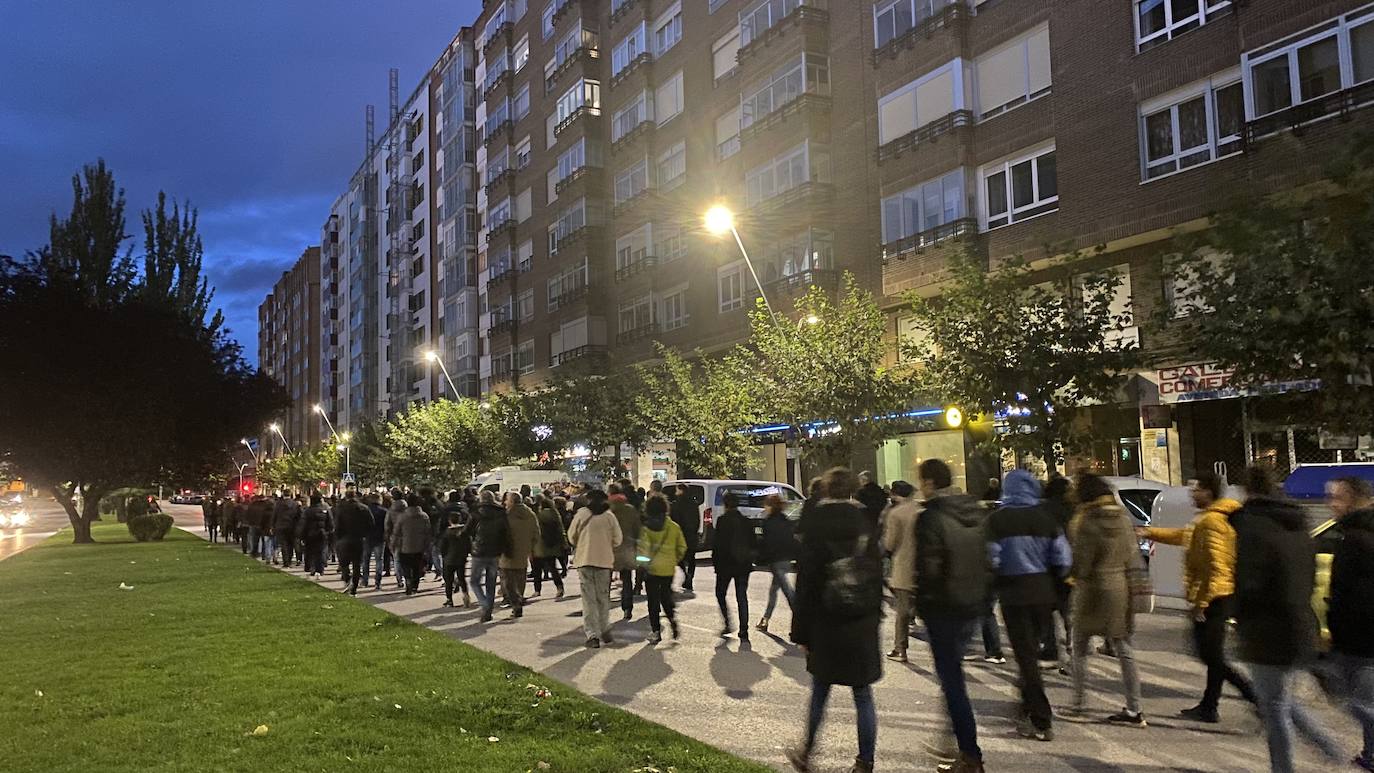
top-left (465, 491), bottom-right (509, 622)
top-left (383, 490), bottom-right (407, 589)
top-left (300, 494), bottom-right (331, 577)
top-left (670, 484), bottom-right (700, 592)
top-left (1141, 470), bottom-right (1256, 723)
top-left (362, 492), bottom-right (388, 591)
top-left (609, 483), bottom-right (643, 620)
top-left (1326, 476), bottom-right (1374, 771)
top-left (1232, 466), bottom-right (1343, 773)
top-left (786, 467), bottom-right (882, 773)
top-left (915, 459), bottom-right (988, 773)
top-left (883, 480), bottom-right (920, 663)
top-left (200, 496), bottom-right (216, 541)
top-left (638, 494), bottom-right (687, 644)
top-left (713, 492), bottom-right (756, 642)
top-left (222, 497), bottom-right (240, 549)
top-left (1067, 472), bottom-right (1146, 727)
top-left (499, 491), bottom-right (540, 619)
top-left (532, 495), bottom-right (567, 599)
top-left (756, 493), bottom-right (799, 634)
top-left (556, 495), bottom-right (574, 577)
top-left (333, 487), bottom-right (374, 596)
top-left (390, 493), bottom-right (433, 596)
top-left (205, 497), bottom-right (222, 544)
top-left (1040, 475), bottom-right (1074, 668)
top-left (855, 471), bottom-right (888, 531)
top-left (439, 509), bottom-right (472, 607)
top-left (986, 469), bottom-right (1071, 742)
top-left (272, 492), bottom-right (301, 568)
top-left (568, 490), bottom-right (623, 648)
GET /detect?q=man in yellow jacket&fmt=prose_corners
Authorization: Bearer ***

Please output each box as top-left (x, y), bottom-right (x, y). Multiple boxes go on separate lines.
top-left (1140, 470), bottom-right (1257, 724)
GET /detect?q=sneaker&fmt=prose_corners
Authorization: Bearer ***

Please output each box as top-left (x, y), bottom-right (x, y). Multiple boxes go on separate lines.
top-left (509, 610), bottom-right (522, 620)
top-left (1015, 717), bottom-right (1053, 742)
top-left (848, 757), bottom-right (873, 773)
top-left (961, 653), bottom-right (979, 662)
top-left (936, 753), bottom-right (986, 773)
top-left (721, 624), bottom-right (735, 638)
top-left (442, 599), bottom-right (454, 607)
top-left (784, 746), bottom-right (811, 772)
top-left (756, 617), bottom-right (770, 632)
top-left (480, 608), bottom-right (493, 623)
top-left (1179, 704), bottom-right (1219, 724)
top-left (1106, 710), bottom-right (1147, 728)
top-left (670, 619), bottom-right (680, 640)
top-left (600, 629), bottom-right (614, 644)
top-left (623, 610), bottom-right (633, 621)
top-left (585, 637), bottom-right (601, 649)
top-left (647, 631), bottom-right (662, 644)
top-left (982, 655), bottom-right (1007, 665)
top-left (886, 650), bottom-right (909, 663)
top-left (921, 739), bottom-right (958, 763)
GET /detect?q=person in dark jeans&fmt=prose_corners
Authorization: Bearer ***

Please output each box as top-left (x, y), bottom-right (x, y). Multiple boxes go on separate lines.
top-left (332, 488), bottom-right (374, 596)
top-left (712, 492), bottom-right (755, 643)
top-left (670, 485), bottom-right (700, 592)
top-left (915, 459), bottom-right (989, 773)
top-left (438, 510), bottom-right (471, 607)
top-left (962, 596), bottom-right (1006, 665)
top-left (362, 493), bottom-right (388, 590)
top-left (987, 469), bottom-right (1072, 742)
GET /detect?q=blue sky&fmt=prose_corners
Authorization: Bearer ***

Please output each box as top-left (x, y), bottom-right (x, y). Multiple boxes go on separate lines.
top-left (0, 0), bottom-right (481, 362)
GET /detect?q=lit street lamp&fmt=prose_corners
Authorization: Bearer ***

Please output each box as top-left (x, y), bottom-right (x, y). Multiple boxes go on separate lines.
top-left (234, 461), bottom-right (250, 494)
top-left (240, 438), bottom-right (259, 466)
top-left (336, 434), bottom-right (352, 478)
top-left (704, 204), bottom-right (780, 329)
top-left (268, 422), bottom-right (292, 454)
top-left (424, 350), bottom-right (460, 398)
top-left (313, 403), bottom-right (340, 441)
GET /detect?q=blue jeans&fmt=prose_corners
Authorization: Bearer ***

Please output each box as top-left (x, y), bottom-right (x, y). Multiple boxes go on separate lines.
top-left (261, 535), bottom-right (276, 562)
top-left (924, 615), bottom-right (981, 761)
top-left (362, 541), bottom-right (385, 586)
top-left (1250, 663), bottom-right (1342, 773)
top-left (470, 556), bottom-right (500, 611)
top-left (805, 677), bottom-right (876, 765)
top-left (1328, 653), bottom-right (1374, 759)
top-left (763, 560), bottom-right (796, 618)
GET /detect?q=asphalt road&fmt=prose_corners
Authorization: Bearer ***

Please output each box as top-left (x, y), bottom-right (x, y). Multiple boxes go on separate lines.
top-left (0, 497), bottom-right (69, 561)
top-left (164, 504), bottom-right (1354, 773)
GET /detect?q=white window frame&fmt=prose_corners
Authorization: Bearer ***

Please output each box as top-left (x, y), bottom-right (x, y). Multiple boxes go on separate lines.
top-left (541, 2), bottom-right (556, 40)
top-left (1138, 69), bottom-right (1243, 182)
top-left (555, 79), bottom-right (601, 124)
top-left (614, 158), bottom-right (650, 203)
top-left (655, 224), bottom-right (687, 262)
top-left (612, 22), bottom-right (648, 77)
top-left (741, 54), bottom-right (829, 129)
top-left (873, 0), bottom-right (957, 51)
top-left (740, 0), bottom-right (807, 48)
top-left (616, 223), bottom-right (653, 270)
top-left (1134, 0), bottom-right (1232, 51)
top-left (716, 106), bottom-right (741, 160)
top-left (659, 283), bottom-right (690, 330)
top-left (618, 295), bottom-right (654, 333)
top-left (656, 141), bottom-right (686, 190)
top-left (556, 138), bottom-right (586, 184)
top-left (1242, 9), bottom-right (1374, 121)
top-left (655, 71), bottom-right (684, 125)
top-left (713, 26), bottom-right (741, 82)
top-left (978, 143), bottom-right (1058, 231)
top-left (653, 2), bottom-right (683, 56)
top-left (880, 168), bottom-right (967, 247)
top-left (513, 83), bottom-right (531, 122)
top-left (516, 339), bottom-right (535, 375)
top-left (975, 26), bottom-right (1051, 120)
top-left (718, 260), bottom-right (747, 312)
top-left (746, 141), bottom-right (821, 207)
top-left (612, 90), bottom-right (652, 142)
top-left (514, 35), bottom-right (530, 73)
top-left (877, 59), bottom-right (965, 145)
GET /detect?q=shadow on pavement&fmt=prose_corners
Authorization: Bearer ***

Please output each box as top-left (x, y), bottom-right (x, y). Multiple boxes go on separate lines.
top-left (600, 642), bottom-right (672, 705)
top-left (710, 638), bottom-right (770, 699)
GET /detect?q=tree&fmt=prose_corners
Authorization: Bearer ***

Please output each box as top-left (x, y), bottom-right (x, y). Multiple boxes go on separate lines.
top-left (739, 273), bottom-right (912, 470)
top-left (345, 418), bottom-right (395, 488)
top-left (1174, 134), bottom-right (1374, 431)
top-left (903, 251), bottom-right (1139, 464)
top-left (538, 361), bottom-right (656, 476)
top-left (638, 346), bottom-right (760, 478)
top-left (384, 399), bottom-right (505, 487)
top-left (140, 191), bottom-right (223, 335)
top-left (258, 446), bottom-right (340, 494)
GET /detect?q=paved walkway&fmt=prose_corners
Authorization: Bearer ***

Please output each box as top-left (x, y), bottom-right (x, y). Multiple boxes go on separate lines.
top-left (164, 505), bottom-right (1354, 772)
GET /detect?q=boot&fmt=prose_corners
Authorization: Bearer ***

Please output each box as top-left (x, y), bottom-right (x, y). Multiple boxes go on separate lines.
top-left (849, 758), bottom-right (873, 773)
top-left (462, 590), bottom-right (472, 607)
top-left (670, 619), bottom-right (680, 640)
top-left (936, 754), bottom-right (985, 773)
top-left (784, 745), bottom-right (811, 772)
top-left (755, 616), bottom-right (770, 632)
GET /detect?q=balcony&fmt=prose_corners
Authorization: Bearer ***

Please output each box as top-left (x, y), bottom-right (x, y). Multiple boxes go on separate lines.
top-left (551, 0), bottom-right (585, 27)
top-left (484, 167), bottom-right (516, 199)
top-left (482, 22), bottom-right (513, 56)
top-left (737, 6), bottom-right (830, 66)
top-left (554, 164), bottom-right (601, 196)
top-left (609, 0), bottom-right (647, 26)
top-left (612, 188), bottom-right (656, 219)
top-left (547, 47), bottom-right (600, 94)
top-left (485, 266), bottom-right (518, 291)
top-left (551, 344), bottom-right (607, 368)
top-left (614, 253), bottom-right (657, 282)
top-left (880, 218), bottom-right (983, 296)
top-left (753, 268), bottom-right (840, 301)
top-left (485, 218), bottom-right (516, 243)
top-left (751, 181), bottom-right (835, 215)
top-left (616, 322), bottom-right (658, 345)
top-left (609, 52), bottom-right (652, 90)
top-left (1244, 80), bottom-right (1374, 149)
top-left (875, 109), bottom-right (973, 164)
top-left (739, 93), bottom-right (832, 146)
top-left (611, 119), bottom-right (655, 155)
top-left (556, 223), bottom-right (602, 251)
top-left (871, 2), bottom-right (970, 66)
top-left (554, 105), bottom-right (601, 138)
top-left (488, 314), bottom-right (520, 335)
top-left (550, 282), bottom-right (592, 309)
top-left (482, 69), bottom-right (512, 101)
top-left (483, 119), bottom-right (513, 147)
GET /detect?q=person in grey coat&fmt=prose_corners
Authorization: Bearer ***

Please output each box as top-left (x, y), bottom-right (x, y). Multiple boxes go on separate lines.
top-left (391, 492), bottom-right (433, 596)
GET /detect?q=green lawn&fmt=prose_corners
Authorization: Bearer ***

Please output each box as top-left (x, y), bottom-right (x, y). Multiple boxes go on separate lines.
top-left (0, 525), bottom-right (770, 773)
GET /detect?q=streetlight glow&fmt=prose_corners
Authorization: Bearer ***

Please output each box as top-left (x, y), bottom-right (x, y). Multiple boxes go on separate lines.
top-left (704, 204), bottom-right (734, 236)
top-left (269, 423), bottom-right (280, 432)
top-left (424, 350), bottom-right (459, 397)
top-left (424, 350), bottom-right (438, 362)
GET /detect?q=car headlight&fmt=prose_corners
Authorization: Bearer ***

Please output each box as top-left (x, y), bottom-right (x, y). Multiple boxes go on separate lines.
top-left (11, 511), bottom-right (28, 527)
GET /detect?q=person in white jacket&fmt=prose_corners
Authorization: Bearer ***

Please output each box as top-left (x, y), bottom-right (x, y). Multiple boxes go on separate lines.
top-left (567, 490), bottom-right (622, 649)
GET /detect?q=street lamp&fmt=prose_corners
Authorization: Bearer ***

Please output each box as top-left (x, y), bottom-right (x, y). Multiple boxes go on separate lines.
top-left (313, 403), bottom-right (340, 441)
top-left (268, 423), bottom-right (292, 454)
top-left (704, 204), bottom-right (780, 329)
top-left (234, 461), bottom-right (250, 495)
top-left (424, 350), bottom-right (460, 398)
top-left (336, 440), bottom-right (351, 478)
top-left (240, 438), bottom-right (259, 466)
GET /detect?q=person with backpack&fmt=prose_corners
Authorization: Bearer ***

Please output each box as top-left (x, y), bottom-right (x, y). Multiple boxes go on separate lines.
top-left (499, 491), bottom-right (541, 619)
top-left (915, 459), bottom-right (988, 773)
top-left (568, 489), bottom-right (623, 648)
top-left (756, 493), bottom-right (799, 634)
top-left (638, 494), bottom-right (687, 644)
top-left (987, 469), bottom-right (1071, 742)
top-left (272, 493), bottom-right (301, 568)
top-left (532, 494), bottom-right (567, 599)
top-left (464, 490), bottom-right (510, 622)
top-left (300, 494), bottom-right (331, 578)
top-left (786, 468), bottom-right (882, 773)
top-left (713, 491), bottom-right (756, 643)
top-left (332, 487), bottom-right (374, 596)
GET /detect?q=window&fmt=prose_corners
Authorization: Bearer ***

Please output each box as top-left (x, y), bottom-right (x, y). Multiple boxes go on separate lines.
top-left (546, 112), bottom-right (558, 149)
top-left (656, 142), bottom-right (686, 190)
top-left (555, 79), bottom-right (600, 124)
top-left (1074, 264), bottom-right (1136, 347)
top-left (515, 136), bottom-right (532, 169)
top-left (483, 53), bottom-right (511, 93)
top-left (746, 142), bottom-right (826, 207)
top-left (740, 0), bottom-right (808, 47)
top-left (485, 98), bottom-right (511, 136)
top-left (517, 289), bottom-right (535, 321)
top-left (757, 228), bottom-right (831, 279)
top-left (613, 91), bottom-right (652, 141)
top-left (741, 54), bottom-right (829, 128)
top-left (557, 139), bottom-right (586, 182)
top-left (616, 224), bottom-right (652, 270)
top-left (553, 198), bottom-right (589, 241)
top-left (655, 225), bottom-right (686, 262)
top-left (482, 2), bottom-right (509, 48)
top-left (1165, 250), bottom-right (1225, 318)
top-left (619, 296), bottom-right (653, 333)
top-left (554, 27), bottom-right (597, 70)
top-left (547, 259), bottom-right (589, 310)
top-left (541, 2), bottom-right (555, 39)
top-left (613, 22), bottom-right (648, 77)
top-left (549, 316), bottom-right (590, 359)
top-left (881, 169), bottom-right (966, 246)
top-left (980, 144), bottom-right (1057, 229)
top-left (874, 1), bottom-right (958, 49)
top-left (516, 339), bottom-right (534, 375)
top-left (615, 159), bottom-right (650, 202)
top-left (653, 3), bottom-right (683, 55)
top-left (1135, 1), bottom-right (1231, 51)
top-left (516, 188), bottom-right (532, 222)
top-left (655, 71), bottom-right (684, 124)
top-left (713, 27), bottom-right (741, 81)
top-left (514, 36), bottom-right (530, 73)
top-left (487, 146), bottom-right (510, 181)
top-left (976, 25), bottom-right (1051, 119)
top-left (1140, 72), bottom-right (1243, 180)
top-left (513, 84), bottom-right (531, 122)
top-left (518, 239), bottom-right (534, 272)
top-left (660, 284), bottom-right (689, 330)
top-left (1245, 10), bottom-right (1374, 120)
top-left (718, 261), bottom-right (746, 311)
top-left (489, 196), bottom-right (513, 226)
top-left (716, 107), bottom-right (741, 159)
top-left (878, 61), bottom-right (960, 144)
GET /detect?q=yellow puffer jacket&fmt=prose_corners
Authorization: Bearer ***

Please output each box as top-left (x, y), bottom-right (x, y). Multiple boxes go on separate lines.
top-left (1145, 498), bottom-right (1240, 610)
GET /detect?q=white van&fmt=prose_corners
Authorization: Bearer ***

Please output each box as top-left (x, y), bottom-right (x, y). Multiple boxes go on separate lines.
top-left (470, 467), bottom-right (570, 496)
top-left (662, 479), bottom-right (805, 553)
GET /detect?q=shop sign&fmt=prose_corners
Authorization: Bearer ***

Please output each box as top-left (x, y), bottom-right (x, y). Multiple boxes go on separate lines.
top-left (1146, 362), bottom-right (1320, 404)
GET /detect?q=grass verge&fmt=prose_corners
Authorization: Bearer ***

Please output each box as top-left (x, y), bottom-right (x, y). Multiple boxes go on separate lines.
top-left (0, 524), bottom-right (770, 773)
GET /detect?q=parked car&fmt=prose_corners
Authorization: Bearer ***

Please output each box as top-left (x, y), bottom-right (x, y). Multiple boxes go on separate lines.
top-left (470, 467), bottom-right (573, 496)
top-left (1283, 462), bottom-right (1374, 650)
top-left (169, 492), bottom-right (205, 505)
top-left (1103, 476), bottom-right (1172, 566)
top-left (662, 479), bottom-right (804, 553)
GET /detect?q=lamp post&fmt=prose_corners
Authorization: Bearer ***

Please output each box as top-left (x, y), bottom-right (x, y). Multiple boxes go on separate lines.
top-left (269, 423), bottom-right (292, 454)
top-left (424, 350), bottom-right (460, 398)
top-left (234, 461), bottom-right (249, 494)
top-left (704, 204), bottom-right (781, 330)
top-left (313, 404), bottom-right (339, 441)
top-left (336, 436), bottom-right (351, 478)
top-left (241, 438), bottom-right (258, 466)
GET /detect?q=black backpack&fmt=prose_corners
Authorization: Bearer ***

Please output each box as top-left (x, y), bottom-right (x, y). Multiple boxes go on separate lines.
top-left (821, 532), bottom-right (883, 620)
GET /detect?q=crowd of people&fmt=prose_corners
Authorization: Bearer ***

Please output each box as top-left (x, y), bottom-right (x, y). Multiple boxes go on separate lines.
top-left (194, 465), bottom-right (1374, 773)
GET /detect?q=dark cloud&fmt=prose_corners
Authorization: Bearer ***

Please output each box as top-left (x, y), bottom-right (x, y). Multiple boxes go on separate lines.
top-left (0, 0), bottom-right (480, 363)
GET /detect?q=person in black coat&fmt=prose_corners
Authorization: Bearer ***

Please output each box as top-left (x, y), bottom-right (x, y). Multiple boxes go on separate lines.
top-left (299, 494), bottom-right (331, 577)
top-left (669, 484), bottom-right (701, 592)
top-left (755, 493), bottom-right (798, 633)
top-left (332, 488), bottom-right (374, 596)
top-left (1233, 466), bottom-right (1342, 773)
top-left (787, 467), bottom-right (880, 773)
top-left (1326, 476), bottom-right (1374, 769)
top-left (363, 493), bottom-right (388, 590)
top-left (854, 471), bottom-right (888, 530)
top-left (712, 493), bottom-right (755, 641)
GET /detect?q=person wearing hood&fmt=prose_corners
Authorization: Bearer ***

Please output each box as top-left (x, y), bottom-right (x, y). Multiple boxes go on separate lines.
top-left (1232, 466), bottom-right (1343, 773)
top-left (499, 492), bottom-right (541, 619)
top-left (532, 494), bottom-right (567, 599)
top-left (1039, 475), bottom-right (1074, 666)
top-left (986, 469), bottom-right (1071, 742)
top-left (568, 489), bottom-right (623, 648)
top-left (333, 487), bottom-right (375, 596)
top-left (299, 494), bottom-right (331, 577)
top-left (609, 483), bottom-right (643, 620)
top-left (855, 471), bottom-right (888, 530)
top-left (1140, 470), bottom-right (1256, 723)
top-left (1326, 476), bottom-right (1374, 771)
top-left (464, 491), bottom-right (511, 622)
top-left (1067, 473), bottom-right (1147, 727)
top-left (391, 492), bottom-right (433, 596)
top-left (272, 493), bottom-right (302, 568)
top-left (637, 494), bottom-right (687, 644)
top-left (669, 484), bottom-right (701, 592)
top-left (439, 507), bottom-right (473, 608)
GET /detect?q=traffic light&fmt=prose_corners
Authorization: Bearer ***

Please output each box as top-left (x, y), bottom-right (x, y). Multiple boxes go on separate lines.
top-left (241, 481), bottom-right (254, 495)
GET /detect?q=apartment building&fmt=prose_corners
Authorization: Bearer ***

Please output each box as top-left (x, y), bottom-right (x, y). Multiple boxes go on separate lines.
top-left (319, 29), bottom-right (481, 435)
top-left (258, 246), bottom-right (322, 454)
